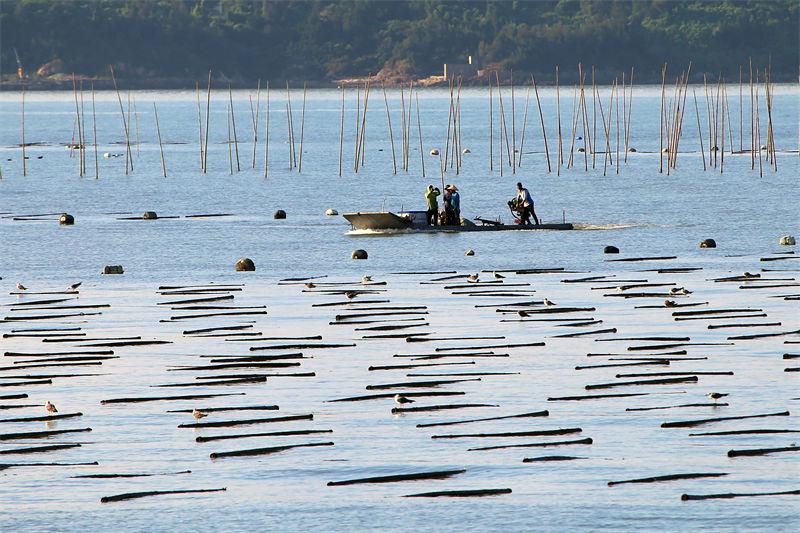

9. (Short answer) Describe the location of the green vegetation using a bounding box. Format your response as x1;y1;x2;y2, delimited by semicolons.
1;0;797;83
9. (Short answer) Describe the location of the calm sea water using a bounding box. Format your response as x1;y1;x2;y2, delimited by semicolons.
0;86;797;532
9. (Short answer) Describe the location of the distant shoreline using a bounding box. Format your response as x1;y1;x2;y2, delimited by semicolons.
3;70;797;92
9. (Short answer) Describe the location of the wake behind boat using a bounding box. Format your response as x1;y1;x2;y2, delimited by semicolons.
343;210;573;232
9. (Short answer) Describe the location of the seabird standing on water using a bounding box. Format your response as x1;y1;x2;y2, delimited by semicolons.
664;300;677;307
394;394;415;405
67;282;82;291
543;298;555;307
192;408;208;419
362;275;372;283
468;273;479;282
345;291;358;300
493;272;505;279
706;392;728;403
517;310;529;318
305;282;315;289
45;401;58;414
16;283;27;291
742;272;759;278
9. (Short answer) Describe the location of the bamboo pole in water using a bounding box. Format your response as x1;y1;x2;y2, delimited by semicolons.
511;70;516;173
530;73;550;173
286;82;296;169
399;85;406;171
92;82;98;179
227;105;232;175
264;81;270;179
72;74;82;176
133;96;140;158
381;81;397;175
153;103;166;178
517;86;530;168
596;83;612;177
749;59;754;169
739;66;743;152
339;84;344;177
444;76;454;169
455;77;463;173
416;92;425;178
21;80;27;177
407;83;415;172
497;76;504;177
253;79;260;168
754;71;763;178
358;77;370;170
354;84;361;172
764;67;776;170
196;82;204;171
724;82;734;155
495;72;512;167
720;81;725;174
555;66;562;174
566;82;578;169
693;90;707;171
615;79;620;174
659;64;666;174
488;73;493;171
204;70;212;173
592;66;597;168
299;82;307;173
285;103;292;170
80;82;87;175
625;67;634;161
579;71;590;171
229;85;240;172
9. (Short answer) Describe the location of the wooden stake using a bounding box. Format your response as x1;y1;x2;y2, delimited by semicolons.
204;69;212;173
531;73;550;173
252;79;260;168
91;82;98;179
227;105;232;175
264;80;269;179
72;74;82;176
517;87;531;167
416;92;425;177
511;70;516;173
659;64;666;174
21;80;26;176
299;82;306;173
381;81;396;174
556;66;562;172
132;96;140;158
693;90;707;171
196;82;204;170
228;85;240;172
153;103;166;178
488;73;493;171
339;83;344;177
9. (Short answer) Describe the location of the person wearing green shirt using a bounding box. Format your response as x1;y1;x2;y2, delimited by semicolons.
425;185;440;225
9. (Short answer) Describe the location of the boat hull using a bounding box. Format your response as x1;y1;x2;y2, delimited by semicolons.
343;212;573;232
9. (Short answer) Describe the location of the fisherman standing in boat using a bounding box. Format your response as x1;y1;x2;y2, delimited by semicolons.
449;185;460;224
425;185;441;225
443;185;454;225
515;182;540;225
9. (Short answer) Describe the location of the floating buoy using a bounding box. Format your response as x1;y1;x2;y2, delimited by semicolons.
235;258;255;271
700;238;717;248
274;210;286;219
102;265;124;275
661;148;669;153
142;211;158;220
351;249;368;260
577;148;585;153
429;149;440;156
325;208;338;216
59;213;74;226
464;249;475;256
462;148;471;154
603;245;619;254
780;235;796;246
628;147;637;152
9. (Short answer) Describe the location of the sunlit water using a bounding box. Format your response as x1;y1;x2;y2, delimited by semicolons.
0;87;797;531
